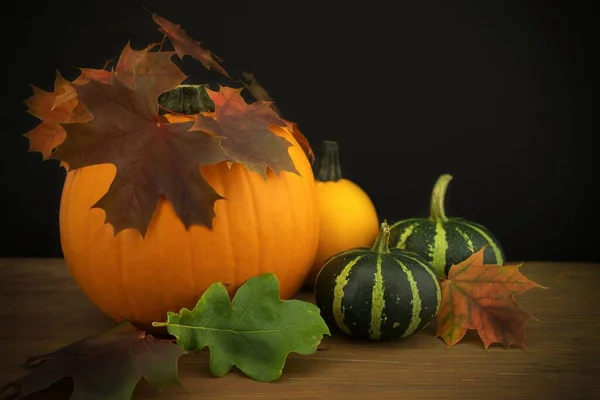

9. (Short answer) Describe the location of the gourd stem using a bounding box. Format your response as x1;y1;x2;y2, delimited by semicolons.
157;84;215;115
316;140;342;182
371;220;391;254
429;174;452;222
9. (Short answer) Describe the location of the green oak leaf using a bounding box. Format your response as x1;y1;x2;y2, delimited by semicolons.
1;321;186;400
152;273;330;382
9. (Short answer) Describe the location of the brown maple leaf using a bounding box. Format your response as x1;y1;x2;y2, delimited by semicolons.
52;70;229;237
435;247;547;349
114;41;187;94
23;71;92;159
53;41;185;112
150;12;230;78
191;86;299;178
0;322;186;400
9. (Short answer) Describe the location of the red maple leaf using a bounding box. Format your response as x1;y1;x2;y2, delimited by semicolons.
191;86;298;178
435;247;547;349
150;12;230;79
52;70;229;237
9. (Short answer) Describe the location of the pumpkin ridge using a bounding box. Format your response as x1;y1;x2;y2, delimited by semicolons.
221;166;238;292
395;258;422;338
399;252;441;310
278;161;301;286
369;253;385;339
395;222;419;249
89;171;120;319
431;221;449;277
453;225;476;253
155;209;172;323
332;255;363;335
186;209;199;303
113;212;131;322
68;171;95;316
243;163;261;290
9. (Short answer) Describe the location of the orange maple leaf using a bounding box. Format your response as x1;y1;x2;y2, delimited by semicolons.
23;71;92;159
435;247;547;349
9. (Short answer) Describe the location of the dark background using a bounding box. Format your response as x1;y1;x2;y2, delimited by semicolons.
1;0;594;262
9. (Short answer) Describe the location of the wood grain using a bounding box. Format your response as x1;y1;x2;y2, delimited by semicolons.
0;258;598;399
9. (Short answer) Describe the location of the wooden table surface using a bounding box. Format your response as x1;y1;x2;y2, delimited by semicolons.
0;258;598;399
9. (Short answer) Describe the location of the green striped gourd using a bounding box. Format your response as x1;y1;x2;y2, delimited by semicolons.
314;220;441;341
389;174;505;279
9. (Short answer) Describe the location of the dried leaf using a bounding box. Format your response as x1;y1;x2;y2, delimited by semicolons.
435;247;547;349
23;71;92;158
240;72;314;163
52;70;229;237
150;12;230;78
73;67;114;85
284;120;315;164
2;322;186;400
153;273;330;382
240;71;275;104
114;41;187;94
192;86;298;178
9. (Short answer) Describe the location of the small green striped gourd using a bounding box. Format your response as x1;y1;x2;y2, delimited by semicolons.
389;174;505;279
314;220;441;341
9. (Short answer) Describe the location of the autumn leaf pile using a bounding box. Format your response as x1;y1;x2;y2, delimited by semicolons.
23;11;313;237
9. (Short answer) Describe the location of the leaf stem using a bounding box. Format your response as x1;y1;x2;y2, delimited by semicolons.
429;174;453;222
316;140;342;182
370;220;391;254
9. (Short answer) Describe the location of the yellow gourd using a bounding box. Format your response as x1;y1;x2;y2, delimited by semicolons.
305;140;380;287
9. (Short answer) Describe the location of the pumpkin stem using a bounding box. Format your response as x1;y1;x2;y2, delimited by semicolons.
371;220;391;254
429;174;452;222
316;140;342;182
158;84;215;115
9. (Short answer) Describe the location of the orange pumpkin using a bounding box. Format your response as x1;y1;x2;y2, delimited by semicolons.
59;111;319;331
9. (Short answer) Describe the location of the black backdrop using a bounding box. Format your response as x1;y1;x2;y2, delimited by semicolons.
1;0;594;262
